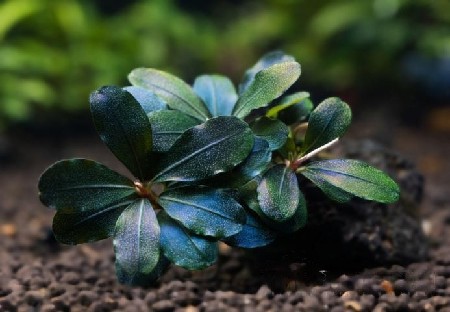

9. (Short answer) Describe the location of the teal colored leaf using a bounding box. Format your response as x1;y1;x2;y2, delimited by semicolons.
114;199;160;286
266;91;311;118
158;211;218;270
301;97;352;155
153;116;254;182
123;86;167;113
239;51;295;94
223;211;277;248
278;98;314;125
128;68;211;121
205;137;271;188
193;75;237;117
257;164;300;222
232;61;301;119
300;159;400;203
90;86;153;181
38;159;137;213
148;110;199;152
159;187;245;238
250;117;289;151
246;189;308;234
52;198;136;245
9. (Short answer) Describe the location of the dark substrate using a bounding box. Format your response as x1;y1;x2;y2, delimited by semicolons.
0;125;449;312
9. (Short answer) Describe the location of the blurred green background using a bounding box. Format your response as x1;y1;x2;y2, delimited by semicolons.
1;0;449;132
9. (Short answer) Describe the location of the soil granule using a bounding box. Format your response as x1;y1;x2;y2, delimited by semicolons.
1;125;449;312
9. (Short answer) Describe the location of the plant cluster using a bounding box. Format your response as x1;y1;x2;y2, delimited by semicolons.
38;51;400;286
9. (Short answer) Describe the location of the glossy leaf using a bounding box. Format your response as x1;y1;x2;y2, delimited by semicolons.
116;254;170;287
302;172;354;203
39;159;136;213
278;98;314;125
193;75;237;117
300;159;400;203
159;187;245;238
250;117;289;151
239;51;295;94
90;86;153;180
128;68;210;121
158;211;218;270
153;116;254;182
232;61;301;119
52;198;136;245
123;86;167;113
266;91;311;118
223;211;277;248
246;189;308;234
148;110;199;152
114;199;160;286
301;97;352;155
257;165;299;222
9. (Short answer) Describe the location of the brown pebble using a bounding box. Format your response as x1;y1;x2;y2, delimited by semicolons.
152;300;175;312
381;280;394;295
344;300;362;311
1;224;16;237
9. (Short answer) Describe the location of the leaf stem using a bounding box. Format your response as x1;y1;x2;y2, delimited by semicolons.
290;138;339;170
134;181;162;210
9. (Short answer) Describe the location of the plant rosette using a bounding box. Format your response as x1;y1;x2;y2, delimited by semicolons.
38;51;399;286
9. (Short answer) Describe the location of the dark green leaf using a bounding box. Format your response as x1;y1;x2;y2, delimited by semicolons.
246;189;308;234
114;199;160;286
239;51;295;94
302;173;354;203
153;116;254;182
300;159;400;203
278;98;314;125
52;198;136;245
257;165;299;222
232;61;301;119
205;138;271;188
123;86;167;113
158;211;218;270
193;75;237;117
250;117;289;151
266;91;311;119
159;187;245;238
39;159;137;212
90;86;153;180
223;211;277;248
301;97;351;155
128;68;210;121
148;110;199;152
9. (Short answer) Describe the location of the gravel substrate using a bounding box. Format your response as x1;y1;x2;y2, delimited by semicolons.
1;129;449;312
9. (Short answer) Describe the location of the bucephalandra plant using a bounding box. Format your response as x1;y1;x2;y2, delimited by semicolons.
38;51;400;286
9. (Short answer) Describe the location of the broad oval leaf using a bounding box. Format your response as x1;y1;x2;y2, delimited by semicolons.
128;68;211;121
148;110;199;152
246;189;308;234
205;137;271;188
114;199;160;286
257;164;300;222
193;75;238;117
159;187;245;238
123;86;167;114
232;61;301;119
158;211;218;270
153;116;254;182
301;97;352;155
39;159;136;212
90;86;153;180
300;159;400;203
52;198;136;245
223;211;277;248
266;91;311;118
239;51;295;94
250;117;289;151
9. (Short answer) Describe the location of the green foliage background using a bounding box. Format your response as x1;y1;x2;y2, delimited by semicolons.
1;0;449;130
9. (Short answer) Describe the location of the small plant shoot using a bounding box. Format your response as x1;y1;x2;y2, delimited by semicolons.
38;51;400;286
